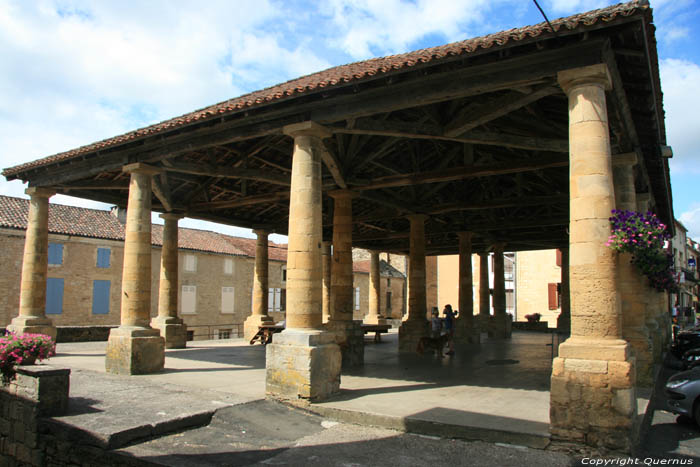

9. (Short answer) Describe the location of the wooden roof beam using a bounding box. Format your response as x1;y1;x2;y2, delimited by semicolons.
163;161;291;186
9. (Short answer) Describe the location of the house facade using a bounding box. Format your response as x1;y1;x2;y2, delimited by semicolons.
0;196;404;339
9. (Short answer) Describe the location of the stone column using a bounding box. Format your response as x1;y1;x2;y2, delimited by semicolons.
106;163;165;375
614;154;654;386
322;241;332;323
556;248;571;333
244;229;275;341
365;251;386;325
490;243;511;339
550;64;636;452
7;187;57;340
151;213;187;349
455;232;478;343
326;190;363;367
398;214;429;352
477;252;491;333
266;122;340;401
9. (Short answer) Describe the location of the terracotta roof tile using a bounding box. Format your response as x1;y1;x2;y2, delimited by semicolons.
0;195;283;259
2;1;645;177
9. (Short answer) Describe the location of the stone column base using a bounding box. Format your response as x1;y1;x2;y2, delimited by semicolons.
488;315;512;339
326;320;364;368
6;316;56;341
626;333;654;387
363;315;387;325
398;318;429;353
151;316;188;349
266;329;341;401
474;314;490;333
556;314;571;334
243;314;274;342
454;324;480;344
550;337;636;452
105;327;165;375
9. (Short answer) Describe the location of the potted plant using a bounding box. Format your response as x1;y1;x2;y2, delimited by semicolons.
607;210;678;293
525;313;541;323
0;332;56;383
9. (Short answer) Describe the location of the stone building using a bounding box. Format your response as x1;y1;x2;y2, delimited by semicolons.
0;195;404;338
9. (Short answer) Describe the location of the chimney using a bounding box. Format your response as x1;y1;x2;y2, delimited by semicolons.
110;206;127;224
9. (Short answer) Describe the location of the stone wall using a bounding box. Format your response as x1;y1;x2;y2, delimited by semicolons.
56;326;118;343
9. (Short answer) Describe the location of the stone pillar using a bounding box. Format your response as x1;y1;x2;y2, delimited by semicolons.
266;122;340;401
7;187;57;340
151;213;187;349
327;190;363;367
398;214;429;352
556;248;571;333
455;232;479;343
365;251;386;325
106;163;165;375
489;243;511;339
614;154;654;386
477;251;491;332
244;229;275;341
550;64;636;452
322;241;332;323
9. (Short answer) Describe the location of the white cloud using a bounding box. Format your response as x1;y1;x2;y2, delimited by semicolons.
545;0;610;15
324;0;501;60
680;204;700;241
659;58;700;175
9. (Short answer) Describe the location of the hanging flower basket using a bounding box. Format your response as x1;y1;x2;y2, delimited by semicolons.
606;209;678;293
0;332;56;383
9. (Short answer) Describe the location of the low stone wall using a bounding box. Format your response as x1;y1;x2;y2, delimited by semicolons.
512;321;550;332
0;364;150;466
56;326;118;343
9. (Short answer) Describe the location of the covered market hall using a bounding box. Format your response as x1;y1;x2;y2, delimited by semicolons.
2;0;673;452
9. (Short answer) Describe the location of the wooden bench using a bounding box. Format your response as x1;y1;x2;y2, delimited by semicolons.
361;324;391;343
249;324;284;345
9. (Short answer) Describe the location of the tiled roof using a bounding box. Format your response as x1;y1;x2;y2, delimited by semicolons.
353;259;405;278
2;1;645;178
0;195;287;259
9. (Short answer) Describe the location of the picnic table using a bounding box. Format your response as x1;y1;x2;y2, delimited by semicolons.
361;323;391;342
249;323;284;345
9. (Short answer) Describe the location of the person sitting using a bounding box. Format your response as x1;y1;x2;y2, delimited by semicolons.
443;304;457;356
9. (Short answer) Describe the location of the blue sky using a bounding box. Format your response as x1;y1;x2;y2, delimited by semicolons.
0;0;698;241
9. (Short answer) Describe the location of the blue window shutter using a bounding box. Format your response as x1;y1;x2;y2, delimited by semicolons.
96;248;111;268
92;280;110;314
48;243;63;265
45;278;64;314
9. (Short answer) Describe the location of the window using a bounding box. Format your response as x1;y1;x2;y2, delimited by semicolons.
268;288;282;313
282;266;287;284
96;247;111;268
181;285;197;314
224;258;234;275
184;254;197;272
45;278;64;314
386;291;392;312
48;243;63;265
92;280;110;314
186;330;194;341
354;287;360;311
221;287;235;314
218;329;232;339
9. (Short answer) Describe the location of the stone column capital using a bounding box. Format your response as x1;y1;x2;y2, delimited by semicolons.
457;231;474;241
406;214;429;223
25;187;55;198
159;212;184;221
612;152;638;168
253;228;270;237
491;242;506;252
557;63;612;95
328;189;358;200
123;162;162;175
283;121;332;139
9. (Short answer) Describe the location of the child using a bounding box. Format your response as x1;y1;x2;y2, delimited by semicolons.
431;308;442;339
